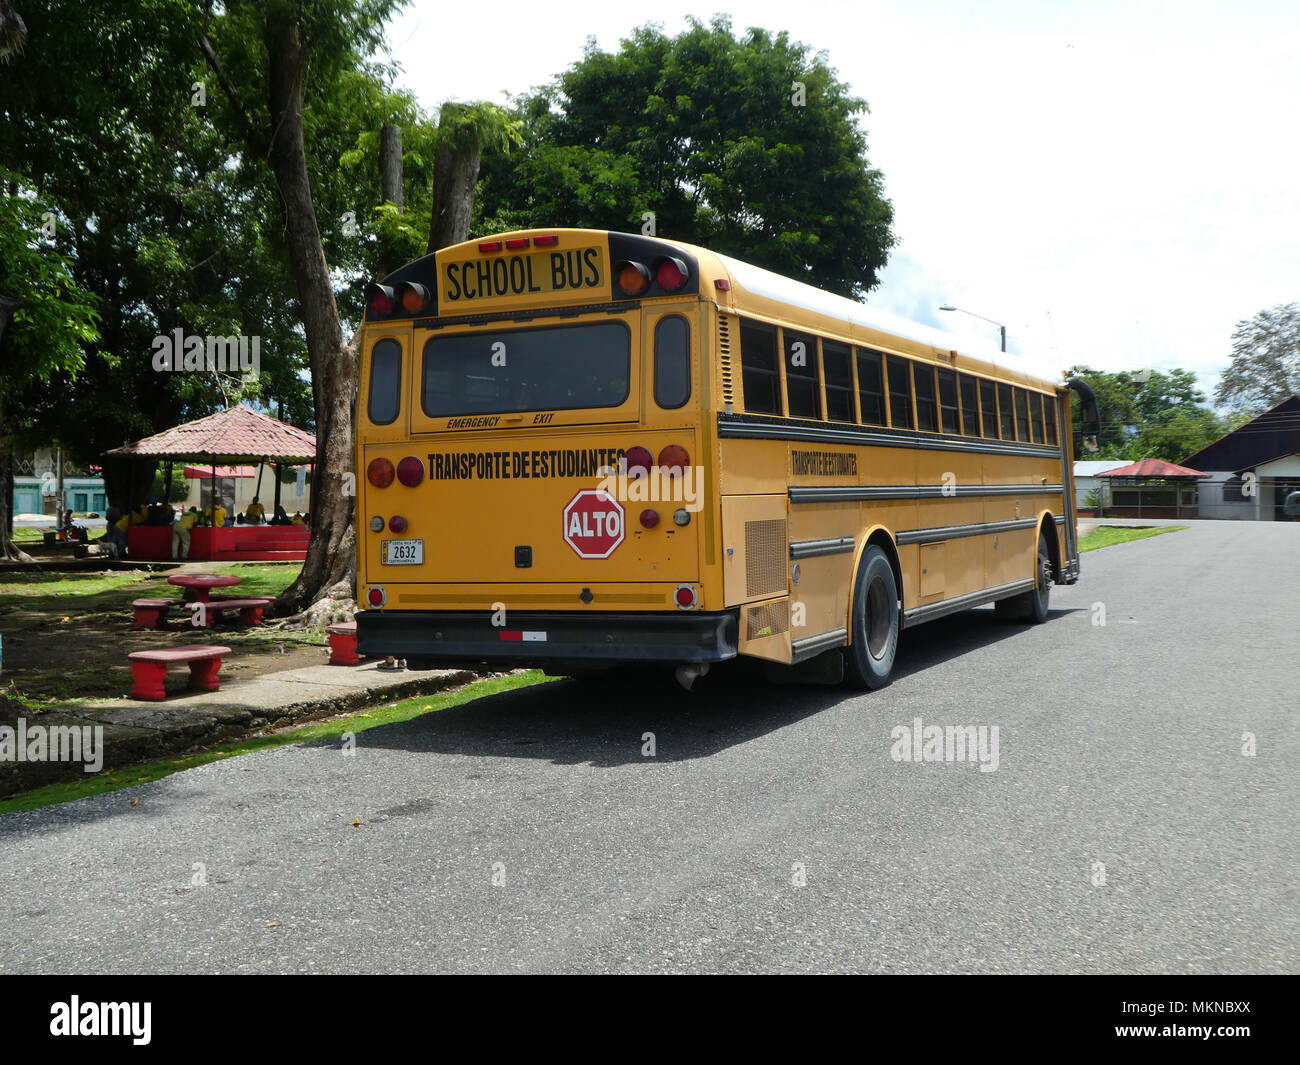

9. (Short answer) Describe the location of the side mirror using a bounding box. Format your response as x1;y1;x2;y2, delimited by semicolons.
1066;377;1101;453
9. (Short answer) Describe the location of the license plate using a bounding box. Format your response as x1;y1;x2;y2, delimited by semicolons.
381;539;423;565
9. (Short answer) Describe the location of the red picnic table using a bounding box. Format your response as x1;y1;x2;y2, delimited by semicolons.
167;572;242;603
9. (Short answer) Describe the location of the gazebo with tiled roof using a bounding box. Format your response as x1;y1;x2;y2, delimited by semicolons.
104;406;318;561
1097;458;1205;519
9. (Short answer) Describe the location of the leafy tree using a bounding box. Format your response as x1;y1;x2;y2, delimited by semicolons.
1067;366;1228;462
1215;302;1300;415
0;175;100;559
477;16;896;296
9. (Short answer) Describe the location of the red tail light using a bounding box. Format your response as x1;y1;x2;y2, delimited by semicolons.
657;444;690;475
367;457;395;488
388;515;408;533
640;509;659;529
674;584;698;609
624;446;653;477
396;456;425;487
399;282;430;314
367;586;386;607
366;284;395;317
615;261;650;296
655;256;689;292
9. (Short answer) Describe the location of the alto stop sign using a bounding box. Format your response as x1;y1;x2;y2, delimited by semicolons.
563;489;625;559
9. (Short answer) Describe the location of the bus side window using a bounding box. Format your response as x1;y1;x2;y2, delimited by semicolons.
885;356;914;430
822;339;854;423
979;379;997;438
654;315;691;409
367;338;402;425
1044;394;1059;446
998;383;1015;440
958;373;979;435
739;319;780;415
937;369;959;434
856;348;886;426
913;363;937;432
784;329;821;419
1030;391;1045;444
1014;388;1030;442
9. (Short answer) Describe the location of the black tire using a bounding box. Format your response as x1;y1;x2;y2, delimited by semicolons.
995;528;1052;624
843;544;900;690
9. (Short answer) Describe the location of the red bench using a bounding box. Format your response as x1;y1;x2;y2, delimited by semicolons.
188;597;272;628
127;645;233;701
132;598;176;630
327;621;359;665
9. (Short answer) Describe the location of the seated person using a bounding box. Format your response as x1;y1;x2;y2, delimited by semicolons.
244;495;265;523
270;504;289;525
109;504;147;556
291;511;306;525
203;501;228;528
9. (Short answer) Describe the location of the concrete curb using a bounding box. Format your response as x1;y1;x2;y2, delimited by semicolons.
0;665;479;799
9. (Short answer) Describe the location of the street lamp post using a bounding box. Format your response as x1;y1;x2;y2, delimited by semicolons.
939;304;1006;352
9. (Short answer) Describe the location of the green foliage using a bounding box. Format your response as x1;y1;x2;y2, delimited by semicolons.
1215;302;1300;415
476;15;896;296
0;173;100;385
1067;365;1228;462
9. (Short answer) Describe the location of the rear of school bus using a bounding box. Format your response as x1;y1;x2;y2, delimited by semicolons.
354;228;733;676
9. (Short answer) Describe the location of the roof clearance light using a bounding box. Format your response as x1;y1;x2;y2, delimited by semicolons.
624;446;654;478
657;444;690;475
367;457;395;488
654;256;689;292
400;282;430;314
478;240;503;253
366;283;396;317
396;456;425;487
533;234;559;247
615;260;651;297
714;278;731;291
504;237;530;250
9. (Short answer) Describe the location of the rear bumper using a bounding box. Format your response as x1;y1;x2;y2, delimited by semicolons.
355;610;739;665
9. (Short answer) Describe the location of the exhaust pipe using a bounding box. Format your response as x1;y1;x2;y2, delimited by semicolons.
674;662;710;691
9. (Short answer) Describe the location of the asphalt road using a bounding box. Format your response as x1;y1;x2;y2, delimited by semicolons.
2;520;1296;974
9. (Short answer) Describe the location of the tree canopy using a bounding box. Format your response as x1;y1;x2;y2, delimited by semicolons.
1215;302;1300;415
476;15;896;297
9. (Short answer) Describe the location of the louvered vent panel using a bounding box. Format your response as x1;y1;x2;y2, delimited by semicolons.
718;314;734;410
745;600;790;641
745;518;787;598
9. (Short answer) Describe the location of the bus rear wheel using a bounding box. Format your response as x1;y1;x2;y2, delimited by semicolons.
995;528;1052;623
843;544;900;690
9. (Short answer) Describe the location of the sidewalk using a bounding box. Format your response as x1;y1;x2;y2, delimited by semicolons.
0;659;477;798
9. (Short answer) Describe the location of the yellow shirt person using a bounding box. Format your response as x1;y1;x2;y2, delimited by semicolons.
245;498;265;520
204;503;227;528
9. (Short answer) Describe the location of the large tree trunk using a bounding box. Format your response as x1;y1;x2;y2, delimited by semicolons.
427;104;482;253
0;390;33;562
380;124;403;208
259;16;355;617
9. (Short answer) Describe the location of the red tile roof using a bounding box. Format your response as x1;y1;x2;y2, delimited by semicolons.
1098;458;1205;478
106;405;317;462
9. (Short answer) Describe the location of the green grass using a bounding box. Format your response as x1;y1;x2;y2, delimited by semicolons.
0;562;300;602
1079;525;1187;552
10;527;46;543
0;670;553;815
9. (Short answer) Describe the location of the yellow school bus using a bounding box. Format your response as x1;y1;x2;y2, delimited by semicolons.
354;228;1098;689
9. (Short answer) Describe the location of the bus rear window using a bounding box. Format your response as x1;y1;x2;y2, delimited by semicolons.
421;321;630;416
368;338;402;425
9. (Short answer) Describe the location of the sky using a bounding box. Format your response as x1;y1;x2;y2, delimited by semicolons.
382;0;1300;404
